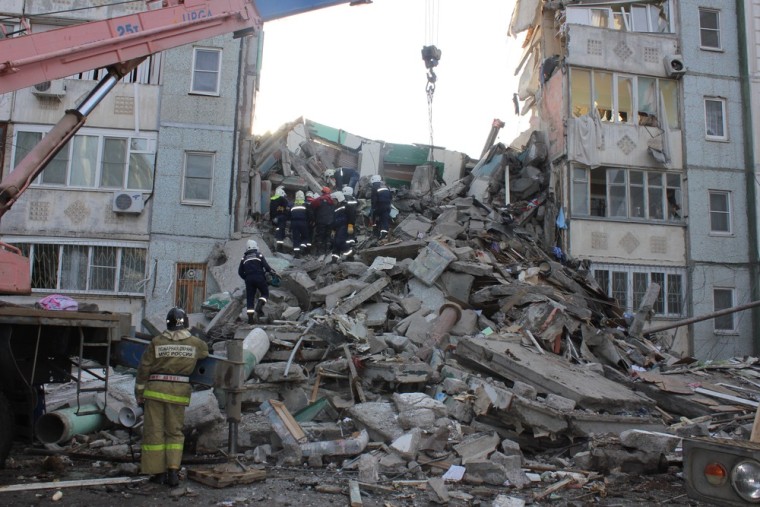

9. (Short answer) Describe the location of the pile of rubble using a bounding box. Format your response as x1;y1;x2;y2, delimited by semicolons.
34;130;760;505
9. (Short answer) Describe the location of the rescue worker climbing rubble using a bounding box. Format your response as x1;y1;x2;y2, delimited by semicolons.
269;186;291;252
238;240;275;324
134;307;209;487
326;167;359;194
370;174;392;239
331;191;348;262
290;190;310;257
343;185;358;256
311;186;335;255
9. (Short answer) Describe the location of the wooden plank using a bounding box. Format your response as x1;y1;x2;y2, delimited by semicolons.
188;468;266;488
349;480;363;507
269;399;308;443
0;476;144;492
694;387;759;407
343;344;367;403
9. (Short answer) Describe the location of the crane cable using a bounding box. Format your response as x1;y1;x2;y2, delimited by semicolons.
422;0;440;162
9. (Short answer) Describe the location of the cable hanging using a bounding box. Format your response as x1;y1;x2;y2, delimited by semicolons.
422;0;441;162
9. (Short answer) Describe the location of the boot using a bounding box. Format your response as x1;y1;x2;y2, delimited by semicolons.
254;299;265;316
167;468;179;487
247;312;255;325
149;473;167;485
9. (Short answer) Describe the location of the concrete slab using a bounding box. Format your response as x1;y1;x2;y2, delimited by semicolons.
361;302;389;327
457;337;656;412
311;279;368;303
359;240;425;265
440;272;474;305
347;402;405;442
409;240;457;286
408;278;445;312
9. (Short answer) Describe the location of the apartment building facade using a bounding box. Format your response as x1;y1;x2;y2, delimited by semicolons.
0;1;260;328
510;0;755;359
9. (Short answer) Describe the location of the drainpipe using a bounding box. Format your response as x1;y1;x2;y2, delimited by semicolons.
736;0;760;355
35;404;109;444
416;302;462;362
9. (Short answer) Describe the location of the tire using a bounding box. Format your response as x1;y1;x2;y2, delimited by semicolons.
0;392;13;469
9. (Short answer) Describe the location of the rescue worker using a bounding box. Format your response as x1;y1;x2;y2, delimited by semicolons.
238;240;275;324
269;186;291;252
343;185;359;257
135;307;209;487
370;174;392;239
304;191;318;253
326;167;360;194
311;186;335;255
290;190;309;257
331;191;348;263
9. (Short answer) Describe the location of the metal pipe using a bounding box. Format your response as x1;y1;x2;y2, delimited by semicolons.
417;302;462;362
299;429;369;457
35;404;108;444
645;299;760;335
226;336;243;454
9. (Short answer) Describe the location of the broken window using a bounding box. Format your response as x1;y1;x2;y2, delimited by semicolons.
565;2;672;33
699;8;721;50
572;166;683;223
713;288;735;332
12;243;146;294
13;128;155;190
595;264;684;316
176;263;206;313
569;68;678;127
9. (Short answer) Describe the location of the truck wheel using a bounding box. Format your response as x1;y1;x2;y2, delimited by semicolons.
0;392;12;469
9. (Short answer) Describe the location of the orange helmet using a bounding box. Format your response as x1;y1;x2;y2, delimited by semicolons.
321;186;331;194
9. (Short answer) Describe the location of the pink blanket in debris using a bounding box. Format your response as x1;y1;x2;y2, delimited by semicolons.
37;294;78;311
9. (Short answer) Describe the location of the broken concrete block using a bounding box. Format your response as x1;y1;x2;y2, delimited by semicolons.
464;460;507;486
619;429;680;454
361;302;389;327
490;452;530;489
403;312;437;345
544;393;576;412
359;240;425;265
450;309;479;336
362;359;432;384
408;278;446;312
427;477;450;504
253;362;307;383
390;428;422;459
431;221;466;239
444;396;473;424
473;384;515;416
396;214;433;238
252;444;272;464
358;453;380;483
441;377;468;395
281;306;301;321
340;261;370;277
453;432;500;464
385;334;412;352
440;271;475;304
576;447;667;474
500;439;524;461
311;279;368;303
400;296;422;315
379;451;408;473
492;495;526;507
334;277;390;315
393;393;448;417
511;381;537;400
347;402;404;442
409;240;457;286
449;261;494;277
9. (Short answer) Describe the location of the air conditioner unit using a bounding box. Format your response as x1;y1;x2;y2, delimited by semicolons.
112;192;144;214
32;79;66;98
664;54;686;78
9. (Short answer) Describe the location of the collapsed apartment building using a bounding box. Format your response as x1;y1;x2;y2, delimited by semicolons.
18;105;760;504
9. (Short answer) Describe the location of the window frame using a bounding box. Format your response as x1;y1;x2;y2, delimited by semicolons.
708;190;732;235
594;264;686;317
190;47;222;96
11;240;147;296
572;166;683;223
11;126;156;191
698;8;721;51
704;97;727;141
181;151;215;205
713;287;735;333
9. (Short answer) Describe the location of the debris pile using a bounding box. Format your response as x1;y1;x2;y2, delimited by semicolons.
20;125;760;504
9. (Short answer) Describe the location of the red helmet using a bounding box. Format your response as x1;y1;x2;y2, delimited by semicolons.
321;186;331;194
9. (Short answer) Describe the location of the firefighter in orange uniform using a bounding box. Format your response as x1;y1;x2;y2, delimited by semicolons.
135;307;209;487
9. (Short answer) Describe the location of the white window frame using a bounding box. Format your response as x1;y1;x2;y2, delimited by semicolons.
182;151;215;205
708;190;732;235
704;97;727;141
713;287;736;333
11;126;156;191
593;264;685;317
8;239;147;296
190;47;222;96
698;8;721;51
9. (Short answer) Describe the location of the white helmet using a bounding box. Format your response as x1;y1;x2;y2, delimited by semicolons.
324;169;335;178
342;186;353;196
306;191;317;199
332;191;345;203
295;190;305;202
371;174;382;184
247;239;258;250
275;186;286;198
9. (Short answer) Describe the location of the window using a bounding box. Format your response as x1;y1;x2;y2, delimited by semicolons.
191;48;222;95
699;8;721;50
16;243;146;295
12;127;155;190
565;3;672;33
573;166;682;222
176;263;206;314
704;98;727;140
594;264;685;316
183;152;214;204
713;288;734;332
708;191;731;234
570;68;679;128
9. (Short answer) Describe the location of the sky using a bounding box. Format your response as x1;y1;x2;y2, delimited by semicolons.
252;0;528;158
